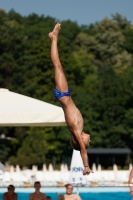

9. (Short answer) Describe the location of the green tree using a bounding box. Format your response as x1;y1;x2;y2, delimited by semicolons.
9;127;49;167
0;144;10;163
111;13;131;30
123;28;133;55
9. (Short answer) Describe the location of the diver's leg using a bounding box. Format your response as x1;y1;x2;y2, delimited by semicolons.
48;23;68;92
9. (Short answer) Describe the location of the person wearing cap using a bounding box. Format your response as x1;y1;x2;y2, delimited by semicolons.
3;185;18;200
58;183;81;200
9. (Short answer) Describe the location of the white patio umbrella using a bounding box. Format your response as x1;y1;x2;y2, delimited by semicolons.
129;163;133;171
0;88;66;127
13;165;21;182
36;171;44;182
10;165;15;180
53;171;61;183
43;164;47;173
47;164;54;182
60;164;65;182
98;164;102;172
32;165;38;176
64;164;68;172
31;165;38;183
2;172;11;182
63;164;69;183
0;162;4;175
69;150;86;194
113;164;118;179
16;165;21;173
21;169;32;182
60;163;65;172
60;164;69;183
48;163;53;172
92;163;97;172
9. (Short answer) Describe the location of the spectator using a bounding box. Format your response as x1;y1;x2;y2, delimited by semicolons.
3;185;18;200
58;183;81;200
29;181;46;200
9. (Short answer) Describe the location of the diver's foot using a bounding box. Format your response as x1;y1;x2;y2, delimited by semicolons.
48;22;61;39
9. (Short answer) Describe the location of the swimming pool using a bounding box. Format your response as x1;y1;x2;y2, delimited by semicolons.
0;187;132;200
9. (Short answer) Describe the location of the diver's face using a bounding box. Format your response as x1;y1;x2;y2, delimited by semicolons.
82;133;90;147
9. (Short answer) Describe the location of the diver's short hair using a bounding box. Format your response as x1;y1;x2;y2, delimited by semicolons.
70;137;80;151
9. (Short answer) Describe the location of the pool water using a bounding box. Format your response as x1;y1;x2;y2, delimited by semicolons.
0;187;132;200
0;191;131;200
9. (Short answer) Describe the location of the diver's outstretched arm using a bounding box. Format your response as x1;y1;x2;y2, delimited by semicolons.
74;130;93;175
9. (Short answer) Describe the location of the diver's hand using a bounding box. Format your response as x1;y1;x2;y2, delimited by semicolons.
83;166;93;175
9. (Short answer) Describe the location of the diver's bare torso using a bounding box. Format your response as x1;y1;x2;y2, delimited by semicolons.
59;96;84;134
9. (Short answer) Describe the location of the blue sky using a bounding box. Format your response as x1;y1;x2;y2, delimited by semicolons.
0;0;133;25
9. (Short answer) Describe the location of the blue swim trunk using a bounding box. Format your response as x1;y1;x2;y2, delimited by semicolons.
54;87;71;100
